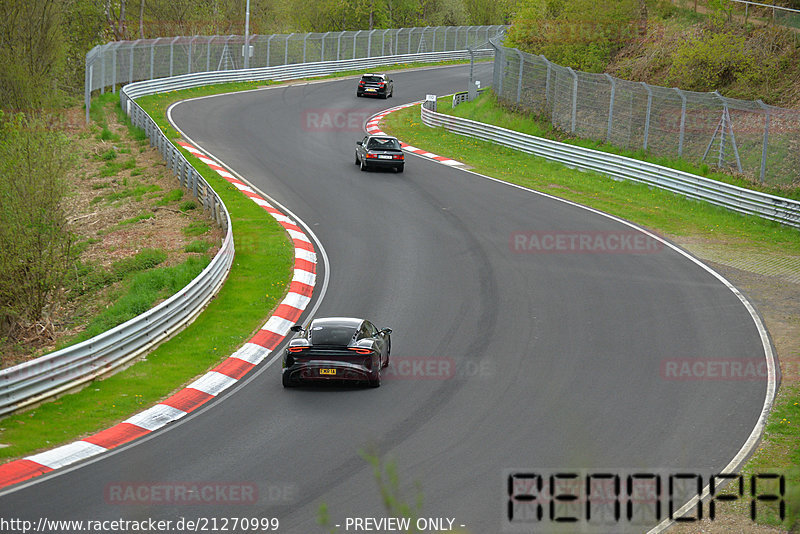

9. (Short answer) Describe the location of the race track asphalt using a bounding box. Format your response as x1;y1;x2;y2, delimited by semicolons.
0;64;772;534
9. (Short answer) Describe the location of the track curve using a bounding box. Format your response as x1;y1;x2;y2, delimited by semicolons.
0;64;773;533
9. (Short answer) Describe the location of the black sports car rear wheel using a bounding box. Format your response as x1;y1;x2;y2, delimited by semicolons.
369;368;381;388
282;373;294;388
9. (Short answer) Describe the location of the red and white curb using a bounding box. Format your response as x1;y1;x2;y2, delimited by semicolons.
0;142;316;490
366;102;465;168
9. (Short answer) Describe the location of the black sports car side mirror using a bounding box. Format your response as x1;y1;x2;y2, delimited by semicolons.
356;141;363;146
380;328;392;335
290;325;304;333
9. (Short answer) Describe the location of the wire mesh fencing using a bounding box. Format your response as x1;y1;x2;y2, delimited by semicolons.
85;26;505;93
491;41;800;186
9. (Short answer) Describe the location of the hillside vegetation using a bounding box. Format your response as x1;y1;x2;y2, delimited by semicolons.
505;0;800;108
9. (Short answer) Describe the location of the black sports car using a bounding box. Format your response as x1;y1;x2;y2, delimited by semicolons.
282;317;392;388
356;73;393;98
355;135;405;173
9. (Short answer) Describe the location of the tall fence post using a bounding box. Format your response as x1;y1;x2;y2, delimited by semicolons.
757;100;770;184
642;82;653;151
515;49;524;104
267;34;274;66
605;74;616;143
568;67;578;134
111;42;118;92
150;39;156;80
169;36;178;77
541;55;551;108
674;87;686;157
285;33;293;64
129;40;137;85
303;33;309;63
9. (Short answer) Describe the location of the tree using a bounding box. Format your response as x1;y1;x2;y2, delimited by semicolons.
0;0;65;109
0;113;75;343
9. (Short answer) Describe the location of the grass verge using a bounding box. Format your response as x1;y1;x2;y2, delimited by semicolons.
381;97;800;530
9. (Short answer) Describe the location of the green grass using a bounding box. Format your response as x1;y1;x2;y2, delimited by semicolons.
156;188;183;205
0;94;294;460
64;256;210;347
91;183;161;204
182;221;210;236
184;239;213;253
117;212;154;226
179;200;197;211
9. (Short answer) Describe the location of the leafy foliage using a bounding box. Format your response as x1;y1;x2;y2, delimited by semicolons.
505;0;640;72
668;31;756;91
0;113;75;337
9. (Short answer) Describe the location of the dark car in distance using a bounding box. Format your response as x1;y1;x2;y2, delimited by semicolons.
282;317;392;388
355;135;405;173
356;73;393;98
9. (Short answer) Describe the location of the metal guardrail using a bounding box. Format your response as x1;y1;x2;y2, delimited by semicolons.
0;105;235;419
422;97;800;229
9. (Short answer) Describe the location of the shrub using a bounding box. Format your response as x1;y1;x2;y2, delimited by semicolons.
0;113;75;340
668;31;756;91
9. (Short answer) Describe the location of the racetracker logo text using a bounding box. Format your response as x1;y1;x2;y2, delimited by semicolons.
660;358;772;381
511;231;663;254
302;109;372;132
104;482;262;505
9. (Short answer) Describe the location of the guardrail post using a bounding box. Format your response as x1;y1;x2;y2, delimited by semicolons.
642;82;653;151
568;67;578;134
674;87;686;157
605;73;616;143
757;100;770;184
